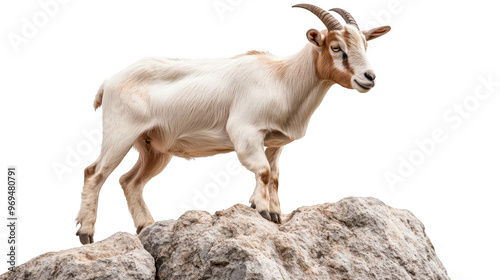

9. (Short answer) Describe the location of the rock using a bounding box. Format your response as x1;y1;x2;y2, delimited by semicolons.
139;197;450;280
0;232;155;280
1;197;450;280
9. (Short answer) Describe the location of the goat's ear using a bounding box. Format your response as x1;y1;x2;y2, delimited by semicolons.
306;29;324;46
363;26;391;41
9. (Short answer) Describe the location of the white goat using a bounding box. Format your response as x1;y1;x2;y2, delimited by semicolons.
76;4;391;244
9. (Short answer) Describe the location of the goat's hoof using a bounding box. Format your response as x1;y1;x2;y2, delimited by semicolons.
77;233;94;245
251;203;256;209
259;210;272;221
270;213;282;224
136;226;144;234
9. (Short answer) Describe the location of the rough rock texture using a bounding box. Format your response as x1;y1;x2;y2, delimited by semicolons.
0;232;155;280
1;197;450;280
139;197;450;280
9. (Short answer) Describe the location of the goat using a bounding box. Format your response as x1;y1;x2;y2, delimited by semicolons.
76;4;391;244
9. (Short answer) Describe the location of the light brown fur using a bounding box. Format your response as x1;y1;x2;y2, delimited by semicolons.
119;140;171;232
314;31;354;88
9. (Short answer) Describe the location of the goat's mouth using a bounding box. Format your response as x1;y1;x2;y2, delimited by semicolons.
353;79;374;93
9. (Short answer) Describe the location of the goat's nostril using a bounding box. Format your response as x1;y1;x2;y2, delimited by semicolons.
364;71;376;81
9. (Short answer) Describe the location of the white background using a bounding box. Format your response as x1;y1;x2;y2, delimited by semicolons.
1;0;499;278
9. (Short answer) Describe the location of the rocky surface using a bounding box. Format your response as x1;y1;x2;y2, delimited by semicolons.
1;197;450;280
139;197;450;280
0;232;155;280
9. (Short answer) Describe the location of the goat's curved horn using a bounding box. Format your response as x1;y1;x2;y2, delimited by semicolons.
329;8;359;30
293;4;343;31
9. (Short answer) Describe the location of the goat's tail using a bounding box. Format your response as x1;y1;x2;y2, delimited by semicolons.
93;81;105;110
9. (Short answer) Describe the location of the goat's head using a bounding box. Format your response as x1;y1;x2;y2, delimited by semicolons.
294;4;391;93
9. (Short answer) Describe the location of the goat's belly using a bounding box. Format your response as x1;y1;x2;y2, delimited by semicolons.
147;128;293;158
169;142;235;158
148;130;235;159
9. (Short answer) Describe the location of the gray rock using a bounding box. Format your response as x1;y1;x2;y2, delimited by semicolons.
1;198;450;280
139;197;450;280
0;232;155;280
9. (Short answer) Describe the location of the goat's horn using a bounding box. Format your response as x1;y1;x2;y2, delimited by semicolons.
293;4;343;31
329;8;359;30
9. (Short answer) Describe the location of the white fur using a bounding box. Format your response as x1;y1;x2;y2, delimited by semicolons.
75;43;336;240
75;24;384;241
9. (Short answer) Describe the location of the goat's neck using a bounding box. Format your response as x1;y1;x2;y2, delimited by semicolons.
277;44;334;135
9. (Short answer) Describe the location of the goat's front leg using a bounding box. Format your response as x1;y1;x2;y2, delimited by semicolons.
229;126;272;221
265;146;283;223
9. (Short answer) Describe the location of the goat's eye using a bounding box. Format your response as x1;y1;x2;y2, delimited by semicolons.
331;47;340;52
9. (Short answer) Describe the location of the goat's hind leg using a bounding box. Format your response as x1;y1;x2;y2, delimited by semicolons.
75;129;139;245
120;140;171;234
